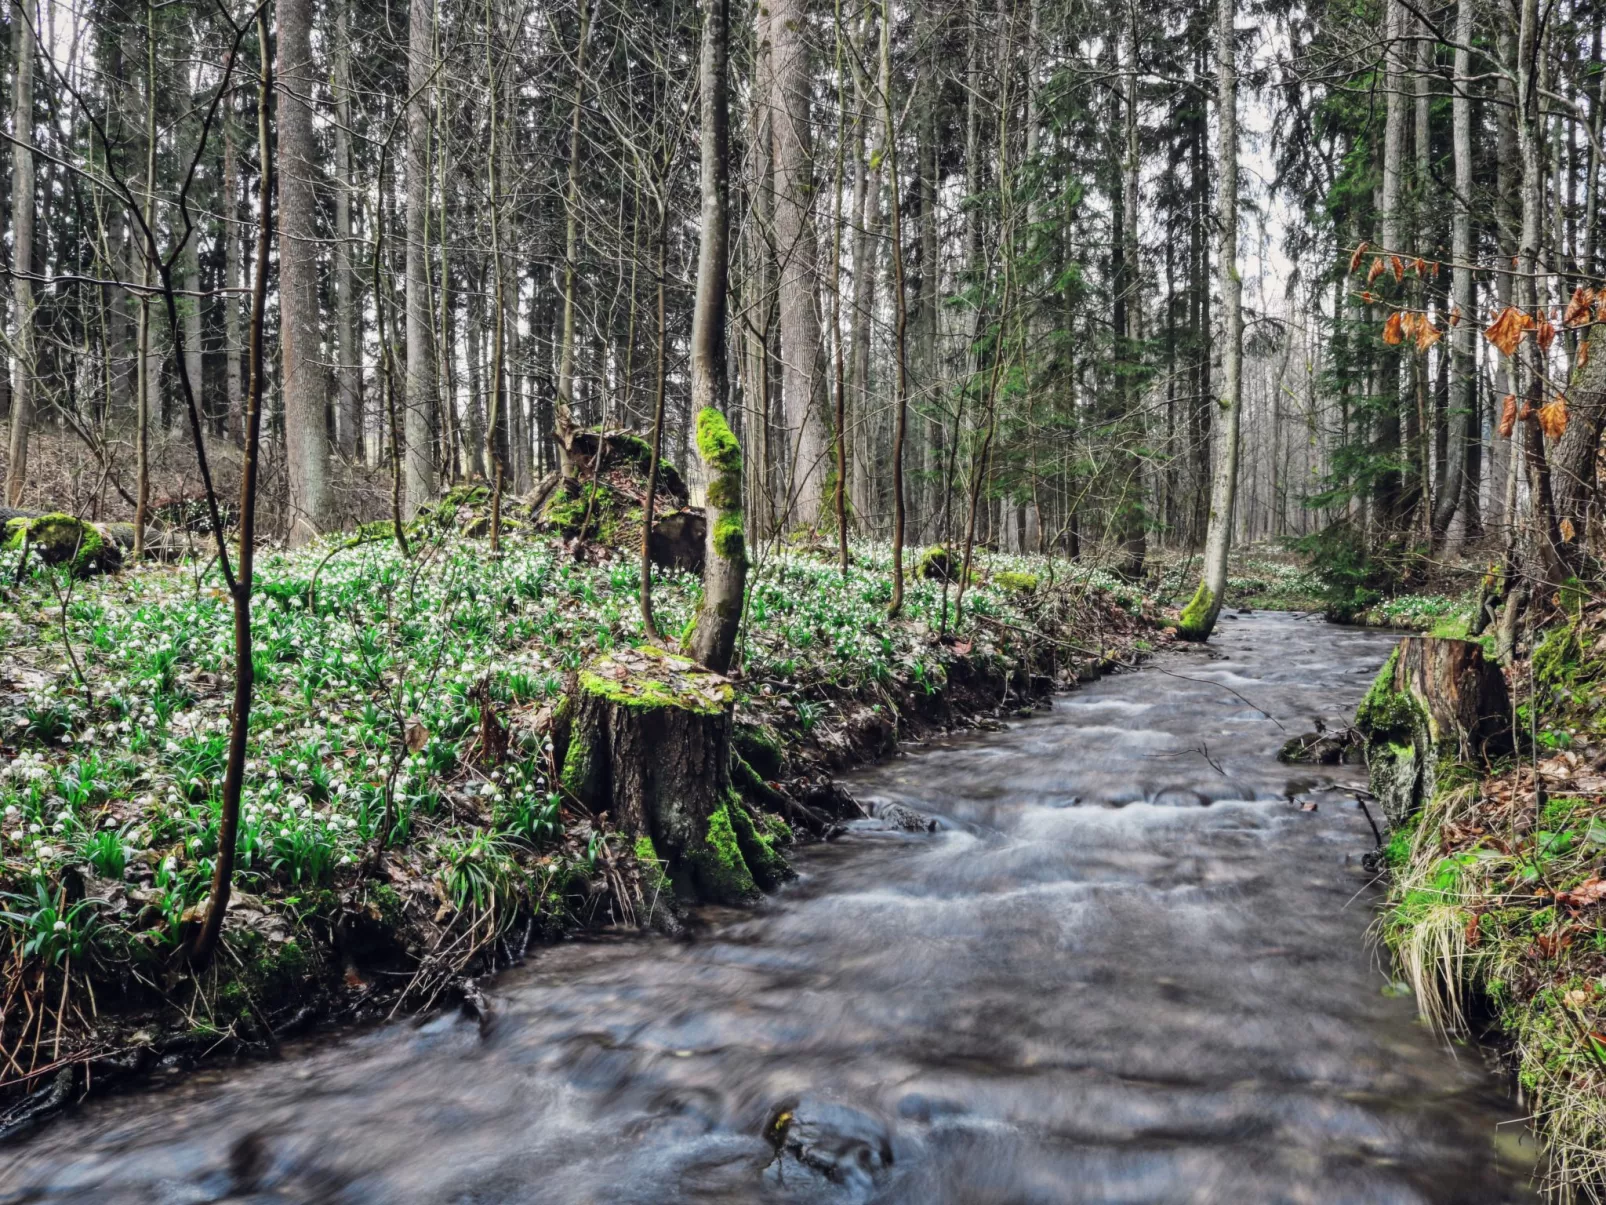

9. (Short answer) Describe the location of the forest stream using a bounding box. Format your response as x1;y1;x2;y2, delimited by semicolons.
0;614;1539;1203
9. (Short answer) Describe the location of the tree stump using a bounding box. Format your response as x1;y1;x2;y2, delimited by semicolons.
558;644;788;905
1355;637;1511;824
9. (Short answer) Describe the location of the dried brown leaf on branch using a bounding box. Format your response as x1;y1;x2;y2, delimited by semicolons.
1412;257;1427;277
1367;256;1386;285
1538;396;1570;440
1581;340;1591;368
1348;242;1369;274
1560;518;1577;542
1415;316;1442;351
1564;286;1596;327
1358;290;1379;305
1390;254;1405;282
1498;394;1518;438
1382;311;1405;345
1536;318;1557;352
1484;306;1533;356
1448;304;1462;328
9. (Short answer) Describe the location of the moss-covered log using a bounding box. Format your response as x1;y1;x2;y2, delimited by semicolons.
1355;637;1511;824
2;512;124;577
558;644;788;904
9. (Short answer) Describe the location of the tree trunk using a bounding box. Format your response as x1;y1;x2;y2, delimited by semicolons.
688;0;745;675
1356;637;1512;825
279;0;332;542
334;0;361;461
6;0;35;507
1176;0;1240;642
1556;319;1606;552
880;0;911;617
222;110;245;444
1435;0;1476;551
403;0;437;513
1374;0;1406;527
770;0;826;529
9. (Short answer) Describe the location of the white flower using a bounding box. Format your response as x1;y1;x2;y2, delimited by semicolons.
37;845;54;860
52;920;66;932
162;856;177;872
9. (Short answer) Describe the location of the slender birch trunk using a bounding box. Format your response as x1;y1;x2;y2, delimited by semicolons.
1177;0;1241;641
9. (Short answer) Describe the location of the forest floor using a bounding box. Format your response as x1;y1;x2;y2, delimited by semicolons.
1373;581;1606;1197
0;504;1165;1131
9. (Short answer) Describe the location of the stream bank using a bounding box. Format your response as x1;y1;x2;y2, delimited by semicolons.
0;612;1534;1203
0;527;1161;1133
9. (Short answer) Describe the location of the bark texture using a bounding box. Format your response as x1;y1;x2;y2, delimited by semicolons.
278;0;332;542
559;646;786;904
1356;637;1512;824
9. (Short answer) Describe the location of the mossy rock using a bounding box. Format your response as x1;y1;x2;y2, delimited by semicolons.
991;571;1039;593
3;513;121;577
915;546;962;583
563;645;786;905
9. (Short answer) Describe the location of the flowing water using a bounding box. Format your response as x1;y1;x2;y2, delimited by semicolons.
0;613;1537;1204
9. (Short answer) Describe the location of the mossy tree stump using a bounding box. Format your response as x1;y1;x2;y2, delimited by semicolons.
1355;637;1511;824
558;644;787;904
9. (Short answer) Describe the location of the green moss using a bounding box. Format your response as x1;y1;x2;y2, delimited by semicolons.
1355;647;1420;735
560;728;597;801
992;571;1039;593
712;510;745;563
762;812;793;846
915;546;961;583
366;882;407;926
726;792;791;890
733;722;785;779
5;513;114;577
542;482;614;538
1175;581;1215;641
633;835;671;894
688;798;760;904
577;647;734;715
706;472;740;511
1533;624;1585;691
696;408;742;476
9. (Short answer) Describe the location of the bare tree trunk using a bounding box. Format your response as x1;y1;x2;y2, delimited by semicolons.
1513;0;1567;587
1177;0;1241;641
133;3;157;557
880;0;910;617
188;9;273;966
222;107;245;444
6;0;35;506
770;0;826;528
1114;4;1146;579
1435;0;1475;549
1375;0;1406;528
847;5;882;530
556;0;593;455
403;0;437;513
280;0;331;542
742;0;775;536
688;0;746;674
334;0;361;461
